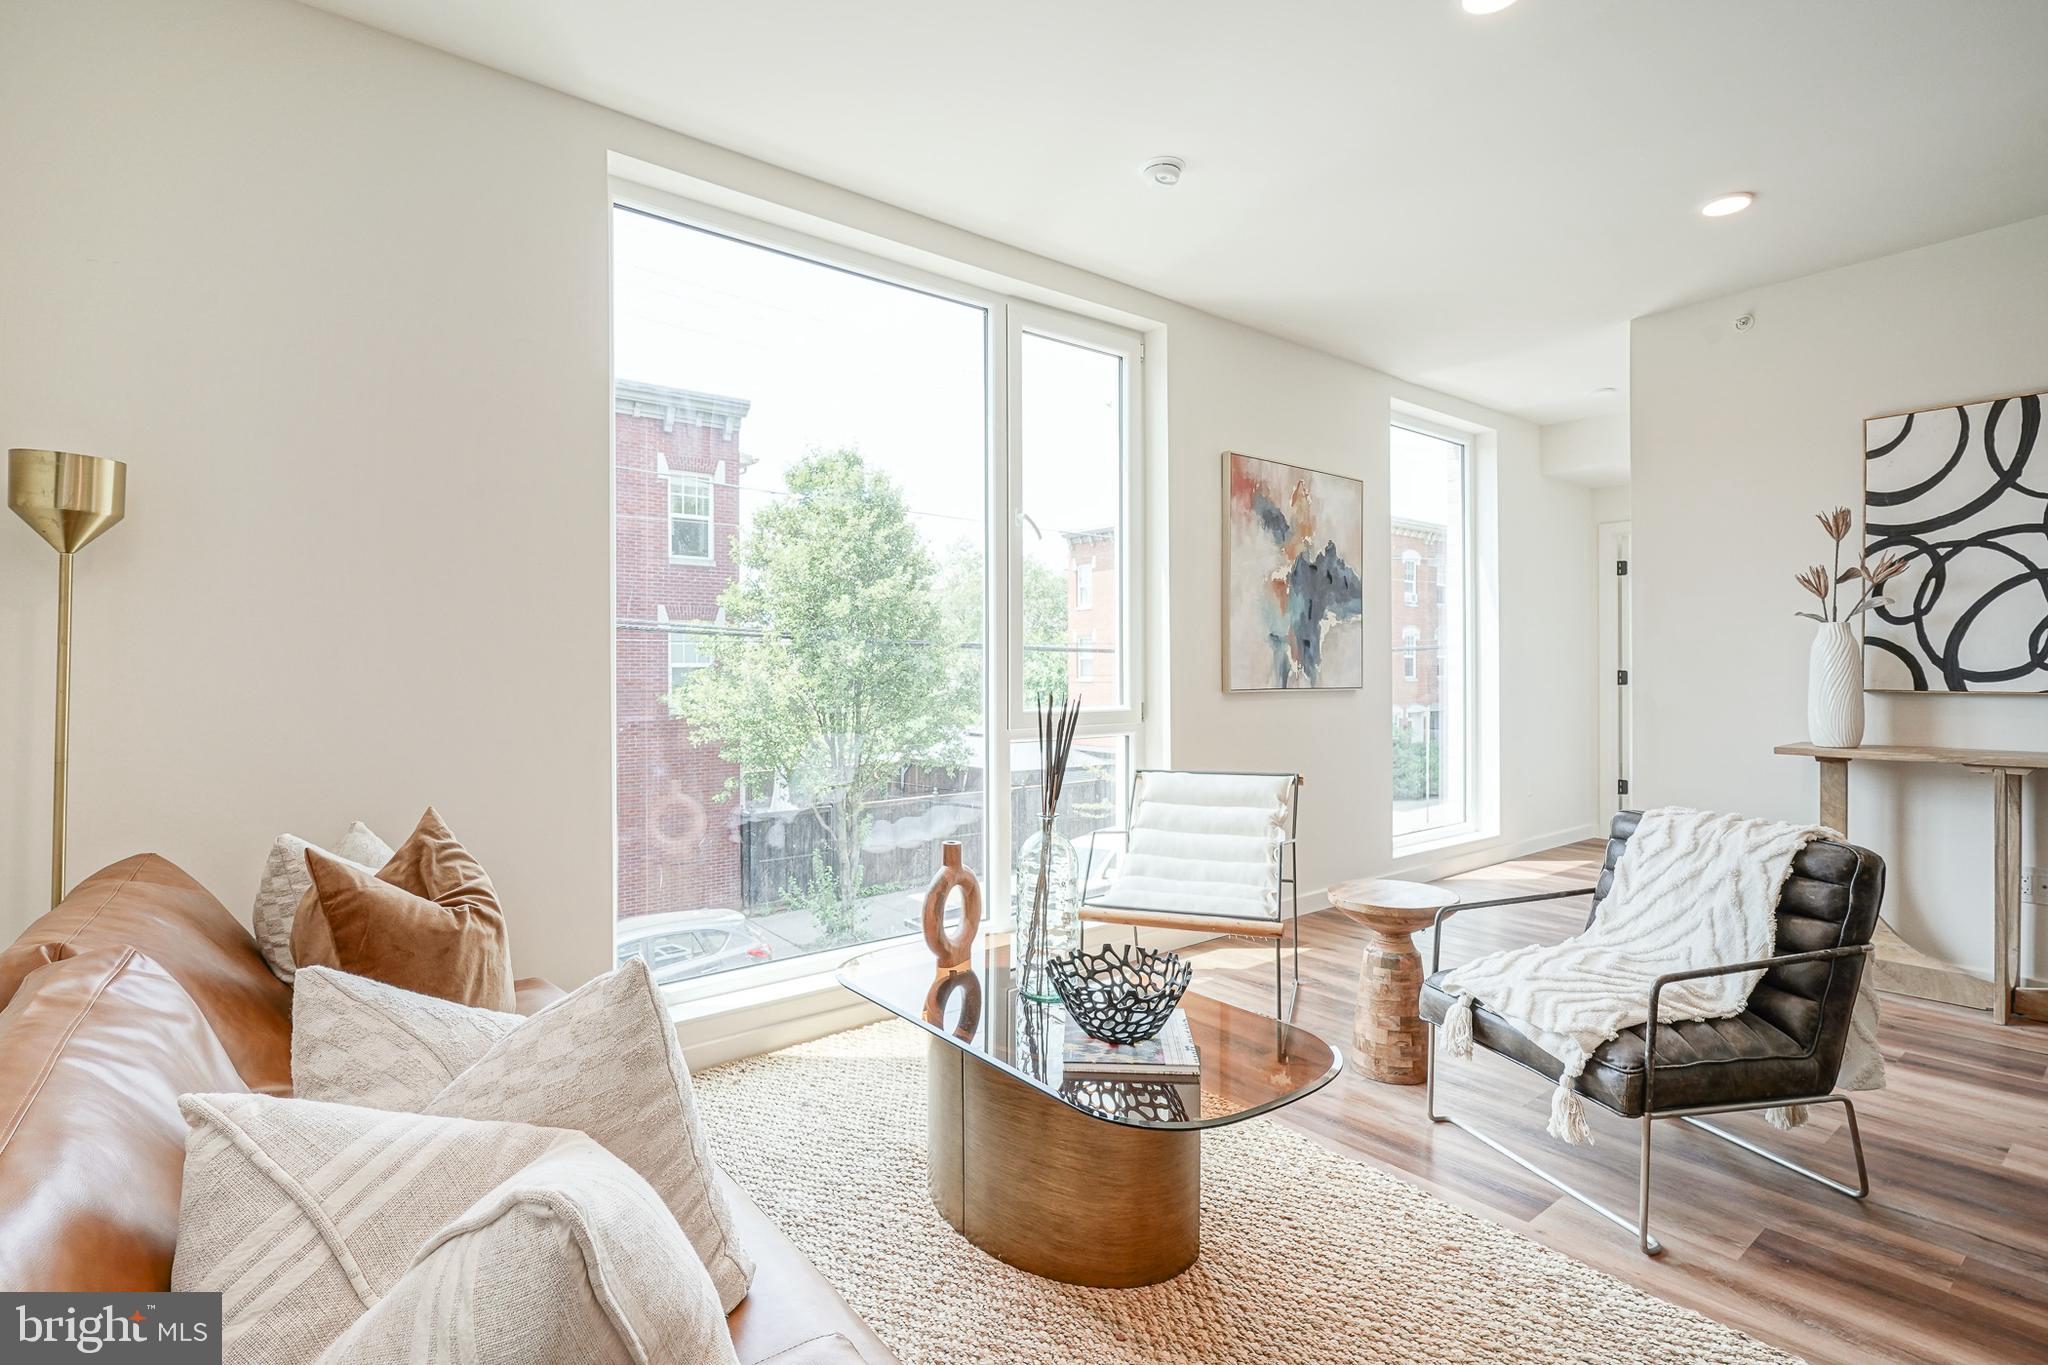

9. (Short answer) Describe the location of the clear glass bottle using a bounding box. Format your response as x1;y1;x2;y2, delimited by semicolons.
1013;824;1079;1003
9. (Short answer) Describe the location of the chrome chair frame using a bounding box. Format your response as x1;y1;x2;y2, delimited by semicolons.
1422;889;1874;1256
1077;769;1303;1021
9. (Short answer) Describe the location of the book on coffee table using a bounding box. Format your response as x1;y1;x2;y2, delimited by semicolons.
1055;1009;1200;1083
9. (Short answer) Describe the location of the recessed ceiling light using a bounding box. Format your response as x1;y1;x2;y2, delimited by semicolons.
1701;191;1755;218
1142;157;1185;187
1462;0;1520;13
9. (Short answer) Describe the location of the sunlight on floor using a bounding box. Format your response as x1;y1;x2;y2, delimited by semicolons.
1190;943;1286;972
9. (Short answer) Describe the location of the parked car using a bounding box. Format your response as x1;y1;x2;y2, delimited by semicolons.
615;908;773;985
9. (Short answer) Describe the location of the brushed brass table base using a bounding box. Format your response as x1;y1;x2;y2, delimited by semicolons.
926;1037;1200;1287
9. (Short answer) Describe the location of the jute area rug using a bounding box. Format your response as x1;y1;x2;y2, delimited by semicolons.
694;1021;1793;1365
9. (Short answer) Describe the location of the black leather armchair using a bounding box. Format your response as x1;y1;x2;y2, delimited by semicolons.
1418;810;1883;1255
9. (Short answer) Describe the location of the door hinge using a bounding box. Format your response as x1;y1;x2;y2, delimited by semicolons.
1617;778;1630;797
1617;669;1629;685
1616;559;1629;576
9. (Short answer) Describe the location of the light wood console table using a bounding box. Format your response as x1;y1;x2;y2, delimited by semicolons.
1776;742;2043;1026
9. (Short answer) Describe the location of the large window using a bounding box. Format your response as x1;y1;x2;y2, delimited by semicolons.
1390;420;1471;841
612;197;1141;997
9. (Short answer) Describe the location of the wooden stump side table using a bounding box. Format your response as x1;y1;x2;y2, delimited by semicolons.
1329;878;1460;1085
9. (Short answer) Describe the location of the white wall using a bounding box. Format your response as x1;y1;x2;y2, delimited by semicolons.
0;0;1599;991
1540;414;1631;487
1165;332;1599;900
1632;214;2048;979
1591;484;1632;525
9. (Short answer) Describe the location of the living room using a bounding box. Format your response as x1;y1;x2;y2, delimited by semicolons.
2;1;2042;1362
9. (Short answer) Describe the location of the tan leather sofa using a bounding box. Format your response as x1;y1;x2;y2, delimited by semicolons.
0;853;897;1365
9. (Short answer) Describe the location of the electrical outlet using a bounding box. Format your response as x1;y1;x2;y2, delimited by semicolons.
2025;867;2048;905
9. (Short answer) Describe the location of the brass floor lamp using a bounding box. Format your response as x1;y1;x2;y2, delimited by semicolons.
9;448;126;908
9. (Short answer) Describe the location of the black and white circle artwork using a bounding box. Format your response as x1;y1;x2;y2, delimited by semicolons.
1864;390;2046;693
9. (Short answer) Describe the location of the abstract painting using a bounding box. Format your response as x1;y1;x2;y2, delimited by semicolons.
1223;452;1365;690
1864;388;2047;692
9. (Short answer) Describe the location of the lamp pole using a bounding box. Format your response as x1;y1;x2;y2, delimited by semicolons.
9;449;126;908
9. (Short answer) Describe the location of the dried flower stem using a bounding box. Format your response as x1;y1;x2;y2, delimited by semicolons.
1794;506;1908;624
1023;694;1085;998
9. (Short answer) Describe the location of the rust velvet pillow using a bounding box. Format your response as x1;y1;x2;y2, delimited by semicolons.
289;807;516;1011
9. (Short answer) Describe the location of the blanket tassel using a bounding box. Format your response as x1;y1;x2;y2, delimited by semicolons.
1443;994;1475;1059
1548;1076;1594;1146
1763;1104;1810;1131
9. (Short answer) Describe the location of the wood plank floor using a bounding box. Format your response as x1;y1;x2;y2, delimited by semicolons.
1181;839;2048;1365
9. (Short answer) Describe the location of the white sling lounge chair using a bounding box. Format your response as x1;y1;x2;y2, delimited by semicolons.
1078;769;1303;1020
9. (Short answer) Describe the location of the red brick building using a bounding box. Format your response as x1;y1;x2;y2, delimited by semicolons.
614;379;751;921
1391;516;1447;738
1062;528;1118;705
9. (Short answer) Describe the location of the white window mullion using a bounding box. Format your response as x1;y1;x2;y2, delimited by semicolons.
986;300;1016;931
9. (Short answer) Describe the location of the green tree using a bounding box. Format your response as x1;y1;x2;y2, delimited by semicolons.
933;539;1072;706
676;449;973;942
1391;723;1442;803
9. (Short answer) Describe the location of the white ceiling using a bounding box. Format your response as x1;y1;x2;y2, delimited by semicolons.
297;0;2048;425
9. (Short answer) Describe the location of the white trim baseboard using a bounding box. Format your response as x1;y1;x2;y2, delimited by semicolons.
1382;821;1604;886
678;987;887;1072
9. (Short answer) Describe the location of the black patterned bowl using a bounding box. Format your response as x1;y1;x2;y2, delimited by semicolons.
1047;943;1192;1044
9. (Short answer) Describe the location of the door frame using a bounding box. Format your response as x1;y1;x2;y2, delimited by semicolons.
1597;520;1633;827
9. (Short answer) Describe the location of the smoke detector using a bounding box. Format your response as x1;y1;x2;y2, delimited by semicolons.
1142;157;1185;187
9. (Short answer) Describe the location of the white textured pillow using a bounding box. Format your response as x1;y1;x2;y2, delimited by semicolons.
252;823;393;983
313;1145;738;1365
172;1093;583;1365
292;966;525;1110
423;958;756;1312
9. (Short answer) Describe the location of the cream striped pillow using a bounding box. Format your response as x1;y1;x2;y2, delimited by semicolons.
289;960;755;1312
171;1094;736;1365
173;1094;577;1363
314;1145;737;1365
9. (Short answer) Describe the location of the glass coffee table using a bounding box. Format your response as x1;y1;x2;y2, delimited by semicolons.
838;938;1342;1287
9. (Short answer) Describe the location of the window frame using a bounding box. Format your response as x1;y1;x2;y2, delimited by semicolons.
609;181;1149;1000
668;628;710;690
1003;304;1145;736
667;471;715;565
1401;550;1421;607
1389;414;1480;852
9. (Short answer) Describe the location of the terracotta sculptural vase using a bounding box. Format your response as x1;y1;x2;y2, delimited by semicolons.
921;840;982;970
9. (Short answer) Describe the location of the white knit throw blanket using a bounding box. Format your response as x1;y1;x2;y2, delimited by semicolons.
1440;807;1886;1145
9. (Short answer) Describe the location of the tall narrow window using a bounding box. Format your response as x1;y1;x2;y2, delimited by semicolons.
668;629;710;689
669;473;713;563
1390;421;1470;840
1011;313;1139;886
1019;328;1127;713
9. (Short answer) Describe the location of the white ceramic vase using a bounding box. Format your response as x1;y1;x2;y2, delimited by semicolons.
1807;622;1864;748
